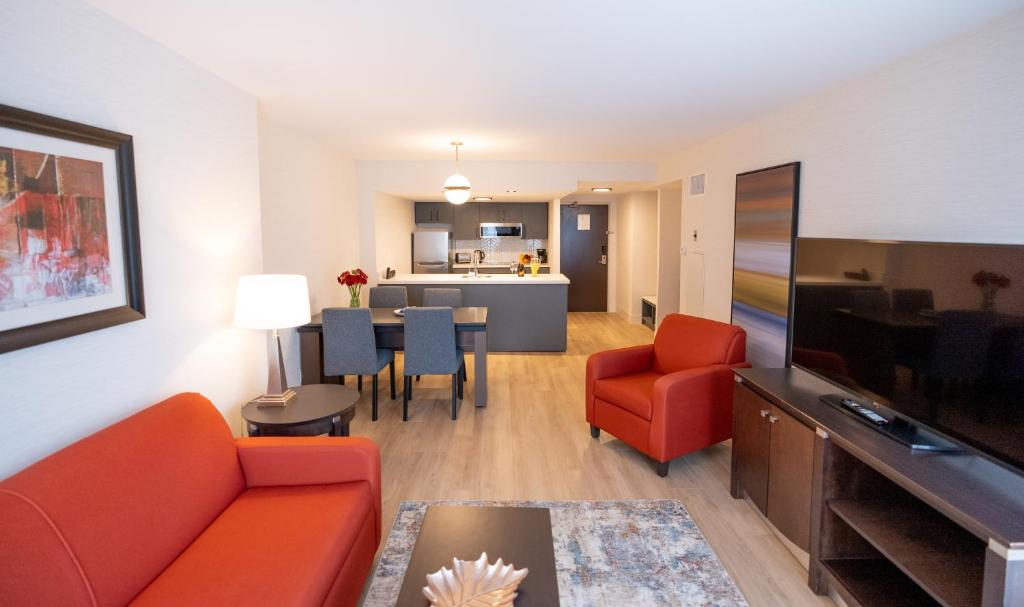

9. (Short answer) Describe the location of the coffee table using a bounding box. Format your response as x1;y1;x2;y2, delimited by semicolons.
242;384;358;437
395;506;560;606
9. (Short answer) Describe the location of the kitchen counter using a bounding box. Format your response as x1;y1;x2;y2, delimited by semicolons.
379;273;568;351
383;273;569;285
451;262;551;269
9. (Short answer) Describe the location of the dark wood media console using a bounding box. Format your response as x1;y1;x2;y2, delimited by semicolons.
731;367;1024;607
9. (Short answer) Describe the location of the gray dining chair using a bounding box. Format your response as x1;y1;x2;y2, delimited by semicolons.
369;286;408;309
402;307;465;421
323;307;396;421
423;288;463;307
850;289;890;313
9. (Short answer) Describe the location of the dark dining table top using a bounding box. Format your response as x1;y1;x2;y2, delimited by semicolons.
297;306;488;333
835;307;1024;329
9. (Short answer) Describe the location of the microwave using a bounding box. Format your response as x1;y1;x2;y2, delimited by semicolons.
480;222;523;238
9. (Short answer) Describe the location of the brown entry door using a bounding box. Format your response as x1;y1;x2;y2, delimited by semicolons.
560;204;608;312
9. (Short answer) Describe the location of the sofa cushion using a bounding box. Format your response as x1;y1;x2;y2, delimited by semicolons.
130;482;374;607
0;393;244;607
593;371;662;420
653;313;747;374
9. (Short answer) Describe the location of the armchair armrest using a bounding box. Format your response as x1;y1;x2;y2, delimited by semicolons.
235;436;382;542
586;344;654;424
648;364;737;461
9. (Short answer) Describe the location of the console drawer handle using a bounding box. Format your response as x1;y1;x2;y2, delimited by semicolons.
768;415;780;424
760;409;770;418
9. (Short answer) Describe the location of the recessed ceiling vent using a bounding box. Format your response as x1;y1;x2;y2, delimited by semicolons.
688;172;706;197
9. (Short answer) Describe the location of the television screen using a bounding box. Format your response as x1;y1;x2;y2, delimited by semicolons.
790;238;1024;471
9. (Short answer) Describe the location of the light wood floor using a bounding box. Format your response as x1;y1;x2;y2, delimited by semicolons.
350;312;833;607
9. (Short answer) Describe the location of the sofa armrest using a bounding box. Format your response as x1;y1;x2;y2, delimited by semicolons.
586;344;654;424
235;436;382;543
648;364;737;461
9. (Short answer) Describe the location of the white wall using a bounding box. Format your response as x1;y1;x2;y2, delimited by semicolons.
0;0;266;477
373;192;416;276
615;191;659;323
657;10;1024;323
257;112;359;384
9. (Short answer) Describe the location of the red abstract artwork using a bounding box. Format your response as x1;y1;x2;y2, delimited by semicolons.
0;147;112;311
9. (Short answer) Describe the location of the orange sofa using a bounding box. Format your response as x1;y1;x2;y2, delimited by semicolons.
0;393;381;607
586;313;749;476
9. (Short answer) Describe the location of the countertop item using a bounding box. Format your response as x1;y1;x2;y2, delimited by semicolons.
383;273;569;285
451;262;551;269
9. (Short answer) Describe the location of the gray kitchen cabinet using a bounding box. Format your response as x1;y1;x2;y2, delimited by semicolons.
478;203;502;223
499;203;524;223
415;202;454;225
523;203;549;239
453;204;479;240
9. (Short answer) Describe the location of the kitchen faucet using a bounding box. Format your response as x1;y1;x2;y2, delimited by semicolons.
471;249;485;276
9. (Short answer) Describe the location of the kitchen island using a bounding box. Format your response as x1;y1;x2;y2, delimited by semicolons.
381;273;569;352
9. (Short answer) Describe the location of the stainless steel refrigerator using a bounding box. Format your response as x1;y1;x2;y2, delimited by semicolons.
412;231;451;273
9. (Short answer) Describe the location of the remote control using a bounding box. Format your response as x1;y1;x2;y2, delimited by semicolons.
840;398;888;426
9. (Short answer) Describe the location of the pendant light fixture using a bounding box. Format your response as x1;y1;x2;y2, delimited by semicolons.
443;141;471;205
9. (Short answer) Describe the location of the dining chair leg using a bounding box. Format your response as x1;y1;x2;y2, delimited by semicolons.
339;375;345;386
389;360;397;400
451;374;458;421
403;376;410;421
371;373;379;421
357;375;363;392
461;363;467;382
457;368;464;400
416;375;421;382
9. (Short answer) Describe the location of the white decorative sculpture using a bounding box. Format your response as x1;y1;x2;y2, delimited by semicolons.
422;552;529;607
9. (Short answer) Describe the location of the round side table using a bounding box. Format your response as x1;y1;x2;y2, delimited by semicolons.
242;384;359;437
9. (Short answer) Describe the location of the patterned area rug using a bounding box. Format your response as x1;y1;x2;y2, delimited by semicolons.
363;499;748;606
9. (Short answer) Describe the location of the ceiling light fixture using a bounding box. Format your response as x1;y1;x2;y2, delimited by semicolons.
505;189;517;193
443;141;471;205
591;187;613;193
473;196;493;202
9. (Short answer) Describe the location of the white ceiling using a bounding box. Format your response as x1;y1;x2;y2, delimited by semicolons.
87;0;1022;162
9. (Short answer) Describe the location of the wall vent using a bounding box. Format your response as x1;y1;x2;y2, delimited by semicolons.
688;172;706;197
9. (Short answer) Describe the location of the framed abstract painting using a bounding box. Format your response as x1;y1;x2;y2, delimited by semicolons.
0;104;144;354
730;162;800;368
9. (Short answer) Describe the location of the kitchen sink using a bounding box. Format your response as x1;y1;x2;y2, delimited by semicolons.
461;273;492;279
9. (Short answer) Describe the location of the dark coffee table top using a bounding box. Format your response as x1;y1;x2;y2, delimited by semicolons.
395;506;559;606
241;384;358;427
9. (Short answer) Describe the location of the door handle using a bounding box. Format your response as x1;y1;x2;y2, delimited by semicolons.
599;255;607;265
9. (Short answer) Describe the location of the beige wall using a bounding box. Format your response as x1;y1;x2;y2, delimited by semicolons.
615;191;658;323
258;112;359;383
657;10;1024;323
373;192;415;276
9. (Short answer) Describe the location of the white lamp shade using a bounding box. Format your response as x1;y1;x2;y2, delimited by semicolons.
443;173;471;204
234;274;311;329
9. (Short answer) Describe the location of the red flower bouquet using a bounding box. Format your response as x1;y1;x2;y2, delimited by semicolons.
972;270;1011;311
338;268;368;307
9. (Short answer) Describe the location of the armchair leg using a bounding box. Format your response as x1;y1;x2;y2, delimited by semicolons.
389;360;397;400
371;373;379;421
655;461;670;478
590;425;600;439
403;376;410;421
451;374;458;420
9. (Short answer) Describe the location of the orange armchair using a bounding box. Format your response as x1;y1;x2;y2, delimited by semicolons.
587;313;749;476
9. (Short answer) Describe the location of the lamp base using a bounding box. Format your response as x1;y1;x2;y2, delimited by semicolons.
252;389;297;407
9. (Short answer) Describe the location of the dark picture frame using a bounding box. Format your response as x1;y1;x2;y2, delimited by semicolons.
0;104;144;354
729;161;800;368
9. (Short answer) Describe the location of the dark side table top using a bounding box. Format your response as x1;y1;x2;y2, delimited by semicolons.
241;384;358;428
395;505;559;606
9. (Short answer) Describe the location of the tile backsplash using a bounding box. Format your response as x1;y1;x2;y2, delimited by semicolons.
454;238;547;263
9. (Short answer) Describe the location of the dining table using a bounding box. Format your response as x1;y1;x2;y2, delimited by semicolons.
296;306;489;407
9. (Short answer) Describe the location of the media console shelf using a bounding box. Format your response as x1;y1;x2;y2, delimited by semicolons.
732;368;1024;607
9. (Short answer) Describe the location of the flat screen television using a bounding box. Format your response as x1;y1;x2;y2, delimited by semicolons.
790;238;1024;472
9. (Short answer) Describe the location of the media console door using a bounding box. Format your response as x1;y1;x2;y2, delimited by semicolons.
731;380;815;552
